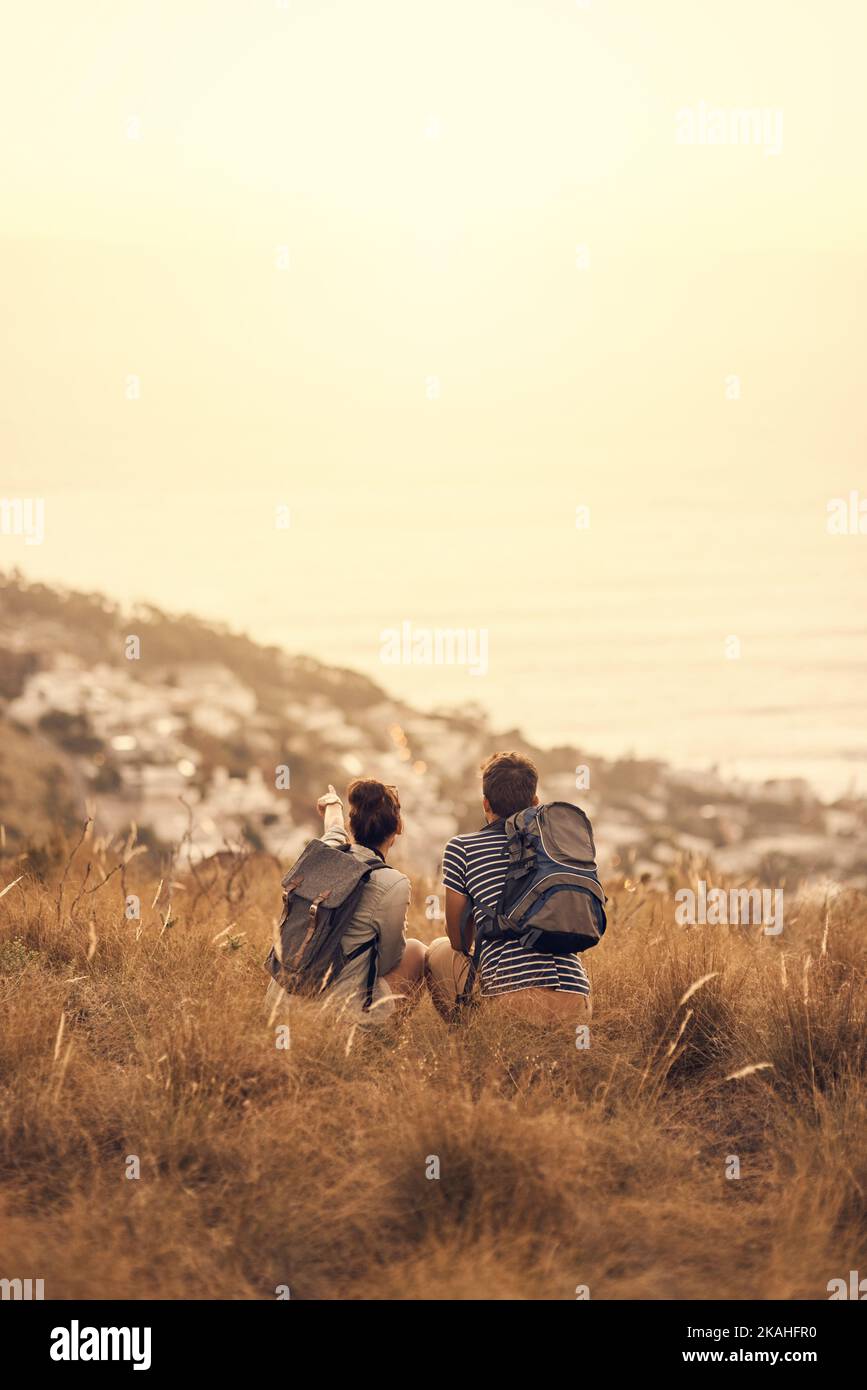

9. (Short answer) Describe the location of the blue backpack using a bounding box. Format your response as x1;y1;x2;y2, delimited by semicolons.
461;802;607;996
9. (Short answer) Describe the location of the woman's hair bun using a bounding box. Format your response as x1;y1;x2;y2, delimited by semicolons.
348;779;386;808
346;779;401;851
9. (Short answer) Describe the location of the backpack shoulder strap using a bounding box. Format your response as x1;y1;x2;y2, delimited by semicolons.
343;936;379;1011
455;853;512;1011
345;858;390;1011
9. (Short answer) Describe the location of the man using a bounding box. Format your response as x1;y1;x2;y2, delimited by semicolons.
425;751;592;1022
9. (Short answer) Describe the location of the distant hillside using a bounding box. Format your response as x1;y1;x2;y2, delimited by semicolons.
1;569;865;885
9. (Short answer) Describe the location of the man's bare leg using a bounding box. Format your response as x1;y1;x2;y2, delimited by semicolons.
424;935;592;1023
424;935;470;1020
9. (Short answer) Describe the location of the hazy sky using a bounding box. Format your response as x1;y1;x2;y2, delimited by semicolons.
2;1;866;779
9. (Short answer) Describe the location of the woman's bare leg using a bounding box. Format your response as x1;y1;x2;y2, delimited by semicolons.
381;937;426;1009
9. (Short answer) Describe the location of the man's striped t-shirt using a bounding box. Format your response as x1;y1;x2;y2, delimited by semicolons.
441;821;590;997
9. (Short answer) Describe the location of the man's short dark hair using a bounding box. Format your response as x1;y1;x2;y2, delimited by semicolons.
480;751;538;818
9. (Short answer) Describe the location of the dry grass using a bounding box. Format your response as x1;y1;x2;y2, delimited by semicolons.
1;832;865;1301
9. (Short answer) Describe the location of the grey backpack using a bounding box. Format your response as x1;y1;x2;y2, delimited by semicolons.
265;838;385;1011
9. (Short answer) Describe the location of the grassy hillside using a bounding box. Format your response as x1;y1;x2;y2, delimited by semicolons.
1;831;864;1300
0;721;81;846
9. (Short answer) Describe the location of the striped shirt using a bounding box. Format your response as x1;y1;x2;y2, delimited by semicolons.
442;822;590;997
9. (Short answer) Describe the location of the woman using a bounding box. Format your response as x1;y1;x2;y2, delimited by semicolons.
311;779;426;1021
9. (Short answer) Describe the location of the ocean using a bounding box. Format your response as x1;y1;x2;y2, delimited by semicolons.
264;557;867;804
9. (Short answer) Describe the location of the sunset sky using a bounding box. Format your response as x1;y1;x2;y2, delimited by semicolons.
2;0;866;787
